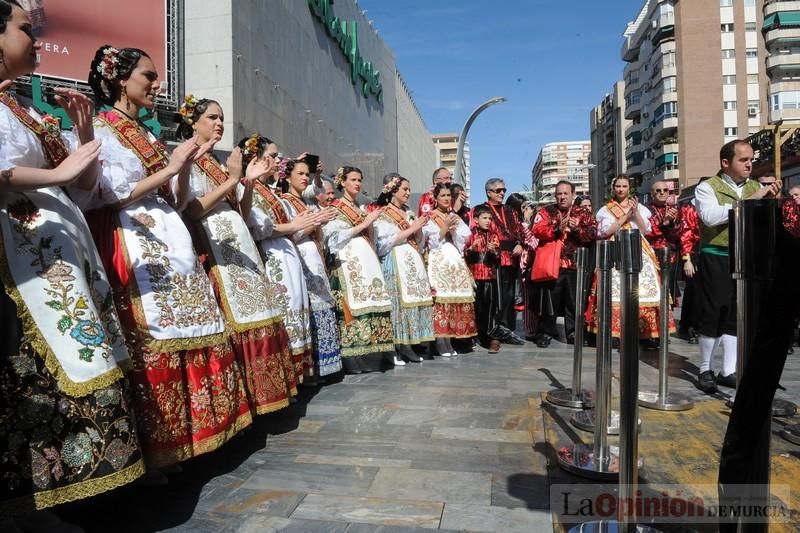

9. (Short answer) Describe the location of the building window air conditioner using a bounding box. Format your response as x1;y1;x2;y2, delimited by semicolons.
747;108;757;117
642;112;649;118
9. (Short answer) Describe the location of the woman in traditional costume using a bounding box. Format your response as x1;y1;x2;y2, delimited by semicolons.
586;175;674;341
172;98;298;413
279;159;343;377
86;45;251;473
233;135;315;383
421;183;477;356
0;3;143;526
373;174;434;364
322;166;394;373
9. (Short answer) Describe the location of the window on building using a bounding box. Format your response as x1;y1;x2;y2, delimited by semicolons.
724;127;738;136
721;49;735;59
747;100;760;114
744;0;755;6
723;75;736;85
721;23;734;32
747;73;759;84
745;22;757;32
723;101;737;110
720;0;732;6
746;48;758;58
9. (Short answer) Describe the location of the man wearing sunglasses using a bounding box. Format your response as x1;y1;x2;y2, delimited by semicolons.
470;178;525;345
417;167;466;216
645;181;683;349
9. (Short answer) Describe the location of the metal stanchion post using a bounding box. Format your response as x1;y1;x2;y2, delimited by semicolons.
558;241;619;480
721;200;781;531
571;243;641;435
638;247;693;411
567;230;658;533
727;203;796;420
547;247;592;409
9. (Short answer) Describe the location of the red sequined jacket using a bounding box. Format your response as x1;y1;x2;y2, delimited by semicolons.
464;229;501;280
646;203;682;258
470;202;525;267
417;190;434;217
679;203;700;258
532;204;597;270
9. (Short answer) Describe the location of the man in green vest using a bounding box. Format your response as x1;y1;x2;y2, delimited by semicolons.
693;139;781;393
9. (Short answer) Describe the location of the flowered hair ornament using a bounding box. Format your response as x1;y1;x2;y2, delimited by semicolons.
242;133;263;158
334;166;346;188
96;46;120;99
382;176;402;195
179;94;199;125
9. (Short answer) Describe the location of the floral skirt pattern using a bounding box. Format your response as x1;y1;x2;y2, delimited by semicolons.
231;323;297;414
433;301;478;339
127;341;252;469
381;254;435;345
585;295;676;340
310;307;342;376
0;290;144;513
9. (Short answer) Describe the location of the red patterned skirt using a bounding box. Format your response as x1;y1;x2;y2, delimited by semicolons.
230;324;298;415
127;341;252;469
433;301;478;338
206;266;299;412
86;209;252;468
585;294;676;340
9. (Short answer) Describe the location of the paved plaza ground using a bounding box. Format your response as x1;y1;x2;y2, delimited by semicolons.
58;332;800;532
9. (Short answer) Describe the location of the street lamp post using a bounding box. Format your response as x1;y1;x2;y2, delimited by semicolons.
453;96;507;187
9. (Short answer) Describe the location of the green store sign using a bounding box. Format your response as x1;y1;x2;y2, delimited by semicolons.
308;0;383;102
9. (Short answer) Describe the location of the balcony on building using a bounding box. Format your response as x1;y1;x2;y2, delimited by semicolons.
764;11;800;48
770;107;800;123
767;53;800;72
626;150;644;177
652;137;678;161
652;115;678;142
765;1;800;18
651;12;675;47
625;92;642;120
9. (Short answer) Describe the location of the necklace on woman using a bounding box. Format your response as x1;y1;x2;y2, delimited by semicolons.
112;106;140;123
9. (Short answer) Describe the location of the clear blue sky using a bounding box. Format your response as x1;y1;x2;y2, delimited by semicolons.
359;0;644;197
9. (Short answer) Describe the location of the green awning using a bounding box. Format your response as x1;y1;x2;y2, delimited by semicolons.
764;13;777;30
778;11;800;27
655;152;677;166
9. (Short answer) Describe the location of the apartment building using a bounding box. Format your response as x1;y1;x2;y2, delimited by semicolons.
589;81;630;208
621;0;767;193
764;1;800;124
432;133;471;197
531;141;592;205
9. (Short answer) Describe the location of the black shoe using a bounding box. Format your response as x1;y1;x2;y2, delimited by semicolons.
641;339;659;351
698;371;718;393
566;333;575;345
535;334;552;348
788;347;795;355
687;336;698;345
506;334;525;346
717;372;737;389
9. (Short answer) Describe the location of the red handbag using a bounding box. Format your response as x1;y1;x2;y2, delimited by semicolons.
531;239;563;282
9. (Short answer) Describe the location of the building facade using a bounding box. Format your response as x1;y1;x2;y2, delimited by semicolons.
764;1;800;124
621;0;767;194
531;141;592;205
589;81;630;209
432;133;471;197
184;0;436;197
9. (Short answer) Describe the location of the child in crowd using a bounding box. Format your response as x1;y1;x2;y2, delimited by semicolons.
465;205;502;353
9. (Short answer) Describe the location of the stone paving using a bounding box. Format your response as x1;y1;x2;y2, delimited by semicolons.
57;332;800;532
